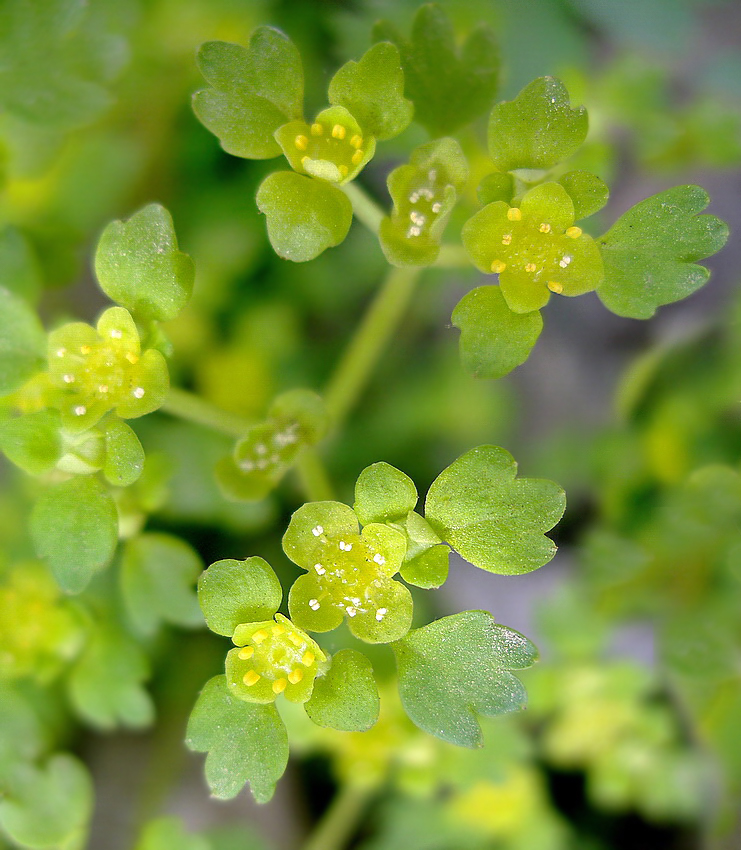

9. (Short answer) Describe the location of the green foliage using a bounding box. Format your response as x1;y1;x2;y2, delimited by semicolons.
305;649;380;732
0;287;46;395
0;410;62;475
393;611;538;747
558;170;610;219
135;818;210;850
0;226;42;302
597;185;729;318
101;417;145;486
354;462;418;525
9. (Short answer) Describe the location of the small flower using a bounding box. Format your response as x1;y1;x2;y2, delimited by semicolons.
47;307;168;431
283;501;412;643
225;613;327;704
462;182;604;313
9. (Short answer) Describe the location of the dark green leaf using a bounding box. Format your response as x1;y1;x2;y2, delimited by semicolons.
393;610;538;747
186;675;288;802
597;185;729;318
0;410;62;475
102;417;145;487
354;462;418;525
558;170;609;219
305;649;379;732
0;225;42;302
0;285;46;396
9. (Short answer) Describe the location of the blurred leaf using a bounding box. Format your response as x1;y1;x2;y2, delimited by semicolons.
558;170;609;219
0;410;62;475
102;417;144;487
135;817;210;850
0;286;46;396
0;226;42;303
305;649;379;731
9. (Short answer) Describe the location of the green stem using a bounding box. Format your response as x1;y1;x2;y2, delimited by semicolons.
160;387;252;438
435;243;471;268
302;784;372;850
295;446;335;501
341;182;385;234
324;265;421;425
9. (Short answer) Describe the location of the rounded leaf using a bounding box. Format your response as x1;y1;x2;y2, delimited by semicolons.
305;649;380;731
354;461;418;525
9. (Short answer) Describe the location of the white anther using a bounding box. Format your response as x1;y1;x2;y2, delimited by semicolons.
309;599;321;611
559;256;572;268
255;443;267;455
133;387;145;398
240;460;255;472
408;226;421;237
409;192;419;204
373;553;386;565
74;405;87;416
312;525;324;537
428;169;437;181
314;564;326;575
410;211;426;226
63;374;75;383
98;385;109;393
376;607;387;621
346;606;357;617
431;202;442;214
56;348;66;357
110;329;123;339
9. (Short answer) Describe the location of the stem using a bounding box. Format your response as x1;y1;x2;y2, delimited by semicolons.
435;243;471;268
302;784;372;850
295;446;335;501
160;387;252;438
341;182;384;234
324;265;421;425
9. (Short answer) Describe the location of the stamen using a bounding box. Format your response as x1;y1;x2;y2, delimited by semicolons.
548;281;564;294
559;256;572;268
566;226;582;239
272;678;287;694
312;525;324;537
502;234;512;245
80;345;92;354
376;607;387;621
300;155;310;168
338;164;348;177
539;223;551;233
63;374;75;383
309;598;321;611
110;329;123;339
351;149;364;165
288;669;303;685
302;651;315;667
74;405;87;416
431;202;442;214
373;553;386;566
525;263;537;273
243;670;261;686
346;605;357;617
56;348;66;357
98;385;109;393
288;633;303;647
238;646;254;660
271;624;286;636
294;135;308;151
125;352;139;364
314;563;326;575
491;260;507;274
331;124;346;140
310;123;323;136
507;208;522;222
133;387;145;398
252;629;269;644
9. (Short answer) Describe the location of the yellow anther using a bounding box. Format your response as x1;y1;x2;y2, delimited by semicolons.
125;352;139;364
490;260;507;274
548;281;564;293
294;135;309;151
288;633;303;647
338;164;348;177
331;124;346;140
301;651;315;667
502;234;512;245
350;135;363;149
310;123;323;136
351;149;364;165
566;226;582;239
271;624;286;636
272;678;288;694
243;670;261;687
288;669;304;685
252;629;269;644
300;155;310;168
238;646;254;660
80;345;92;354
507;208;522;222
525;263;537;273
539;223;551;233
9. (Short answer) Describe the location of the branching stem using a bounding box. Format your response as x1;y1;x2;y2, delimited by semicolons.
301;784;373;850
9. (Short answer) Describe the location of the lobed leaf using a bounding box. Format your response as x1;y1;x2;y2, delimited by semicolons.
558;170;609;219
0;286;46;396
95;204;195;322
425;445;565;574
186;675;288;802
0;410;62;475
354;462;418;525
393;610;538;747
597;185;729;319
304;649;380;732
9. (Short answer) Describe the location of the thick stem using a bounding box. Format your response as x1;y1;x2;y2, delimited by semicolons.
160;387;252;438
302;784;372;850
341;182;384;234
324;265;420;426
294;446;335;501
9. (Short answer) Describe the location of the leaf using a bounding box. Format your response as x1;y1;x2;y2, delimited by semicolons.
400;543;450;590
135;818;210;850
198;557;282;637
0;410;62;475
0;225;42;302
186;675;288;802
424;445;565;574
256;171;353;262
193;28;303;159
558;170;609;219
0;754;93;850
68;622;153;730
95;203;195;322
596;185;729;319
487;77;588;172
392;610;538;747
305;649;379;732
102;417;145;487
30;476;119;593
0;286;46;396
121;533;203;637
354;462;418;525
328;42;412;141
477;172;515;206
452;286;543;379
373;4;500;137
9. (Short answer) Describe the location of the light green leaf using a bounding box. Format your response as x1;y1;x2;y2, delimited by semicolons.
0;225;42;302
135;817;210;850
0;410;62;475
0;286;46;395
0;754;93;850
186;675;288;802
30;476;118;593
94;204;195;322
256;171;353;262
400;543;450;589
354;462;418;525
452;286;543;379
558;170;609;219
425;445;565;574
488;77;588;171
121;533;203;637
68;623;153;730
102;418;145;487
305;649;379;732
194;28;303;159
198;557;282;637
477;171;515;206
282;501;358;571
392;610;538;747
597;185;729;319
373;4;500;137
328;42;412;141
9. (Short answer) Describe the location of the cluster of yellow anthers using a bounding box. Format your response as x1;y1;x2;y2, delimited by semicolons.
294;122;366;180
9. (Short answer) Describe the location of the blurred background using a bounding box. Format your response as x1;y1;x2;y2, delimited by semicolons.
1;1;741;849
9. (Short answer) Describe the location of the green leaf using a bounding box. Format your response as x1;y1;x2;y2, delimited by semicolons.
373;4;500;137
256;171;353;262
94;204;195;322
558;170;609;219
354;462;418;525
198;557;281;637
30;476;118;593
597;185;729;319
392;610;538;747
0;225;42;302
0;687;48;779
0;410;62;475
477;172;515;206
186;675;288;802
121;533;203;637
102;418;145;487
0;285;46;396
452;286;543;379
400;543;450;590
0;754;93;850
328;42;412;141
488;77;588;171
305;649;379;732
194;28;303;159
135;818;210;850
425;445;565;574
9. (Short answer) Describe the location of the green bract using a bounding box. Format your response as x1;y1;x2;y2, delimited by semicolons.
47;306;169;432
284;501;412;643
0;286;46;396
462;182;604;313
